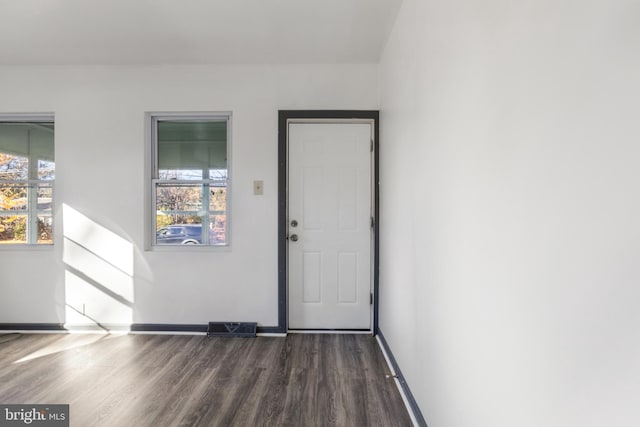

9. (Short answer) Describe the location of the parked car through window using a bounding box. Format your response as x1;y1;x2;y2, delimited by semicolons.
156;224;222;245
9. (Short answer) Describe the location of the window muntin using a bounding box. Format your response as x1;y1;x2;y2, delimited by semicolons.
0;121;55;245
152;116;229;246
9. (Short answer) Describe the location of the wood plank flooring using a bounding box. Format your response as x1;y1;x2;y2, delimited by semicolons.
0;333;412;426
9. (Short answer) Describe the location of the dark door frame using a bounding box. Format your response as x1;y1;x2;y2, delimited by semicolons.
275;110;380;334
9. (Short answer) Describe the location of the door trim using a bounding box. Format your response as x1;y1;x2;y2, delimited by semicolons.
277;110;380;334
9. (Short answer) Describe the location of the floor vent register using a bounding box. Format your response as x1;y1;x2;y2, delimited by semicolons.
207;322;257;338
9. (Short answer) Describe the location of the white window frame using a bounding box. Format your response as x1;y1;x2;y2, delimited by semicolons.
0;114;55;249
148;112;232;250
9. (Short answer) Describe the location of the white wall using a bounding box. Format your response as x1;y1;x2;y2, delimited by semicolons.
0;64;378;327
379;0;640;426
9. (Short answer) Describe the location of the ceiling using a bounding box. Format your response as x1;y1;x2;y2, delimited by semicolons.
0;0;403;65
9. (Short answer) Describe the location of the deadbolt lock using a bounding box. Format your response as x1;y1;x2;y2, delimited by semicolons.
290;219;298;227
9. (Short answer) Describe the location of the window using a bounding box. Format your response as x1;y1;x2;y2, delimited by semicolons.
151;114;230;246
0;118;55;245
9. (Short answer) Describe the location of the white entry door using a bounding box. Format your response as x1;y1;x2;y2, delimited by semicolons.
288;121;373;330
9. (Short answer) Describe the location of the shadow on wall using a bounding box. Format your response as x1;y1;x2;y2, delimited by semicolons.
62;204;134;332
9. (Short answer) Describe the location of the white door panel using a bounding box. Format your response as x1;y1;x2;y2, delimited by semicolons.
288;122;372;329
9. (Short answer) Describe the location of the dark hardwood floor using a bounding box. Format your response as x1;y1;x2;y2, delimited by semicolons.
0;333;412;426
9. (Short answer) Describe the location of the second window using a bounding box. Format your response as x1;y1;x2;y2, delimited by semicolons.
152;114;230;247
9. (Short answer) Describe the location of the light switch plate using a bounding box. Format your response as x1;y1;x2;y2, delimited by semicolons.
253;180;264;195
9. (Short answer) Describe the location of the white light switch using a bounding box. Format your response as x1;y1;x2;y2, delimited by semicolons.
253;180;264;195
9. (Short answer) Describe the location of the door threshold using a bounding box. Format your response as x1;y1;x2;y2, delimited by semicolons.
288;329;373;335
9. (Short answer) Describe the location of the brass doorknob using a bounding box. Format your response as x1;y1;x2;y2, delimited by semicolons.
290;234;299;242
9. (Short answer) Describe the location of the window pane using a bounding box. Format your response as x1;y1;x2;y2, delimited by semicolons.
0;154;28;180
37;184;53;211
210;215;227;245
157;120;227;179
156;214;202;229
38;160;55;180
155;183;203;244
209;186;227;212
0;183;28;211
37;215;53;244
209;169;228;180
159;169;203;180
155;217;206;245
156;183;203;214
0;215;27;243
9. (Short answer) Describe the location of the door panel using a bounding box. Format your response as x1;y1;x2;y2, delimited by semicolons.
288;122;372;329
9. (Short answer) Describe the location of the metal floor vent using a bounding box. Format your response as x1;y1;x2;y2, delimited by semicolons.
207;322;257;338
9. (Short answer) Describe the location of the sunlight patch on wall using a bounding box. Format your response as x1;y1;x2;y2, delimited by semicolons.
62;204;134;332
62;204;133;275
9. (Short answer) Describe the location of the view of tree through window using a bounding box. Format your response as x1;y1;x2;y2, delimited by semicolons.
153;117;229;246
0;121;55;245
